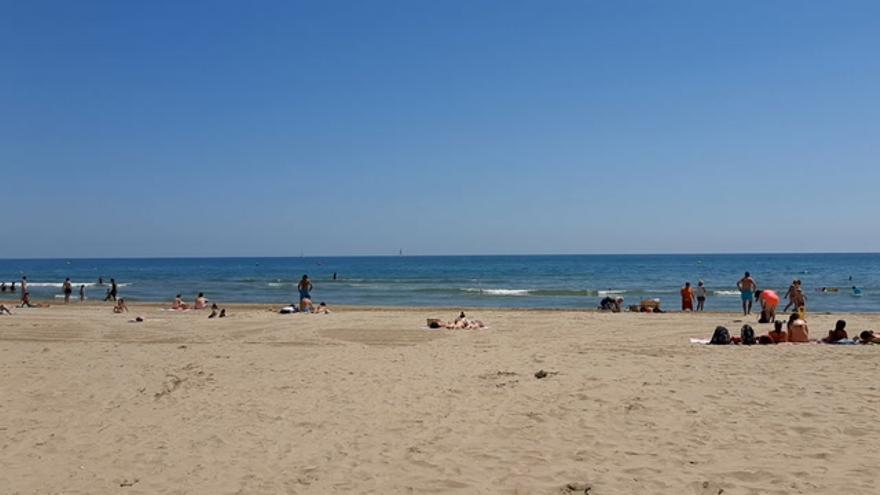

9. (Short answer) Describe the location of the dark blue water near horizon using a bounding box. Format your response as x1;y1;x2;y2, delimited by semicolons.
0;254;877;312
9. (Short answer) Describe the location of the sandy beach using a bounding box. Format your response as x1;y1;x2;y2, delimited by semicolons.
1;304;879;494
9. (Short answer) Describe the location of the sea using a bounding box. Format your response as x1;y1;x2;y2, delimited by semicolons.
0;254;876;312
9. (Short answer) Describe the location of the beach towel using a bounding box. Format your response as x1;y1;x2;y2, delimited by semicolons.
689;338;711;344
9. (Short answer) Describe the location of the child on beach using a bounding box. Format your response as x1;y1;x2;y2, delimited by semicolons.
79;285;85;302
783;280;799;312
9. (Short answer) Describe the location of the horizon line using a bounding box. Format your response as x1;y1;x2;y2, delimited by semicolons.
2;250;880;261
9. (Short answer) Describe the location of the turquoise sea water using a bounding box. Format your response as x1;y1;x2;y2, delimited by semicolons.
0;254;876;312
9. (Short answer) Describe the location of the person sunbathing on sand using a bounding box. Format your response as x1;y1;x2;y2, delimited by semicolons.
300;298;315;313
113;298;129;313
787;317;810;343
428;312;486;329
858;330;880;344
194;292;209;310
0;304;12;315
172;294;189;310
599;296;623;312
315;302;331;314
207;305;227;318
822;320;849;343
768;320;788;343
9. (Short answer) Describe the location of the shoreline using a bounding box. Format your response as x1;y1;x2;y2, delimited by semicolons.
4;298;877;316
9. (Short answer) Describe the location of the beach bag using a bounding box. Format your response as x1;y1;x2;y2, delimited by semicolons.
758;311;770;324
741;325;757;345
710;326;731;345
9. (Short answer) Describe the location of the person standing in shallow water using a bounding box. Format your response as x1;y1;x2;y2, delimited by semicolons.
680;282;695;311
298;275;313;306
695;280;708;311
62;277;73;304
737;272;757;316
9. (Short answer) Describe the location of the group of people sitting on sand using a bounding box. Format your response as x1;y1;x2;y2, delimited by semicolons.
427;312;486;329
169;292;229;318
709;314;879;345
171;292;211;310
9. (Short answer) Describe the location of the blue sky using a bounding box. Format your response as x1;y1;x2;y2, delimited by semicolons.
2;1;879;257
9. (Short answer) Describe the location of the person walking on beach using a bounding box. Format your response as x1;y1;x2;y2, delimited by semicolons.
20;276;28;305
783;280;799;312
695;280;708;311
62;277;73;303
737;272;757;315
79;284;86;302
792;285;807;313
104;278;118;301
298;275;313;306
680;282;695;311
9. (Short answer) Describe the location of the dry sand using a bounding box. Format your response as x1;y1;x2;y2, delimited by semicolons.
1;303;879;494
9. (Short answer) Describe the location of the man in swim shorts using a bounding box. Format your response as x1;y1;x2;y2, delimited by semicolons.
737;272;757;316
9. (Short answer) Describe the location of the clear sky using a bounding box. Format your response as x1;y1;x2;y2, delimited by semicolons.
2;1;879;258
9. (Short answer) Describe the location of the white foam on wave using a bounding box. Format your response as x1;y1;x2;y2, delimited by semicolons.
713;290;740;296
3;282;131;288
598;290;627;296
465;288;532;296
